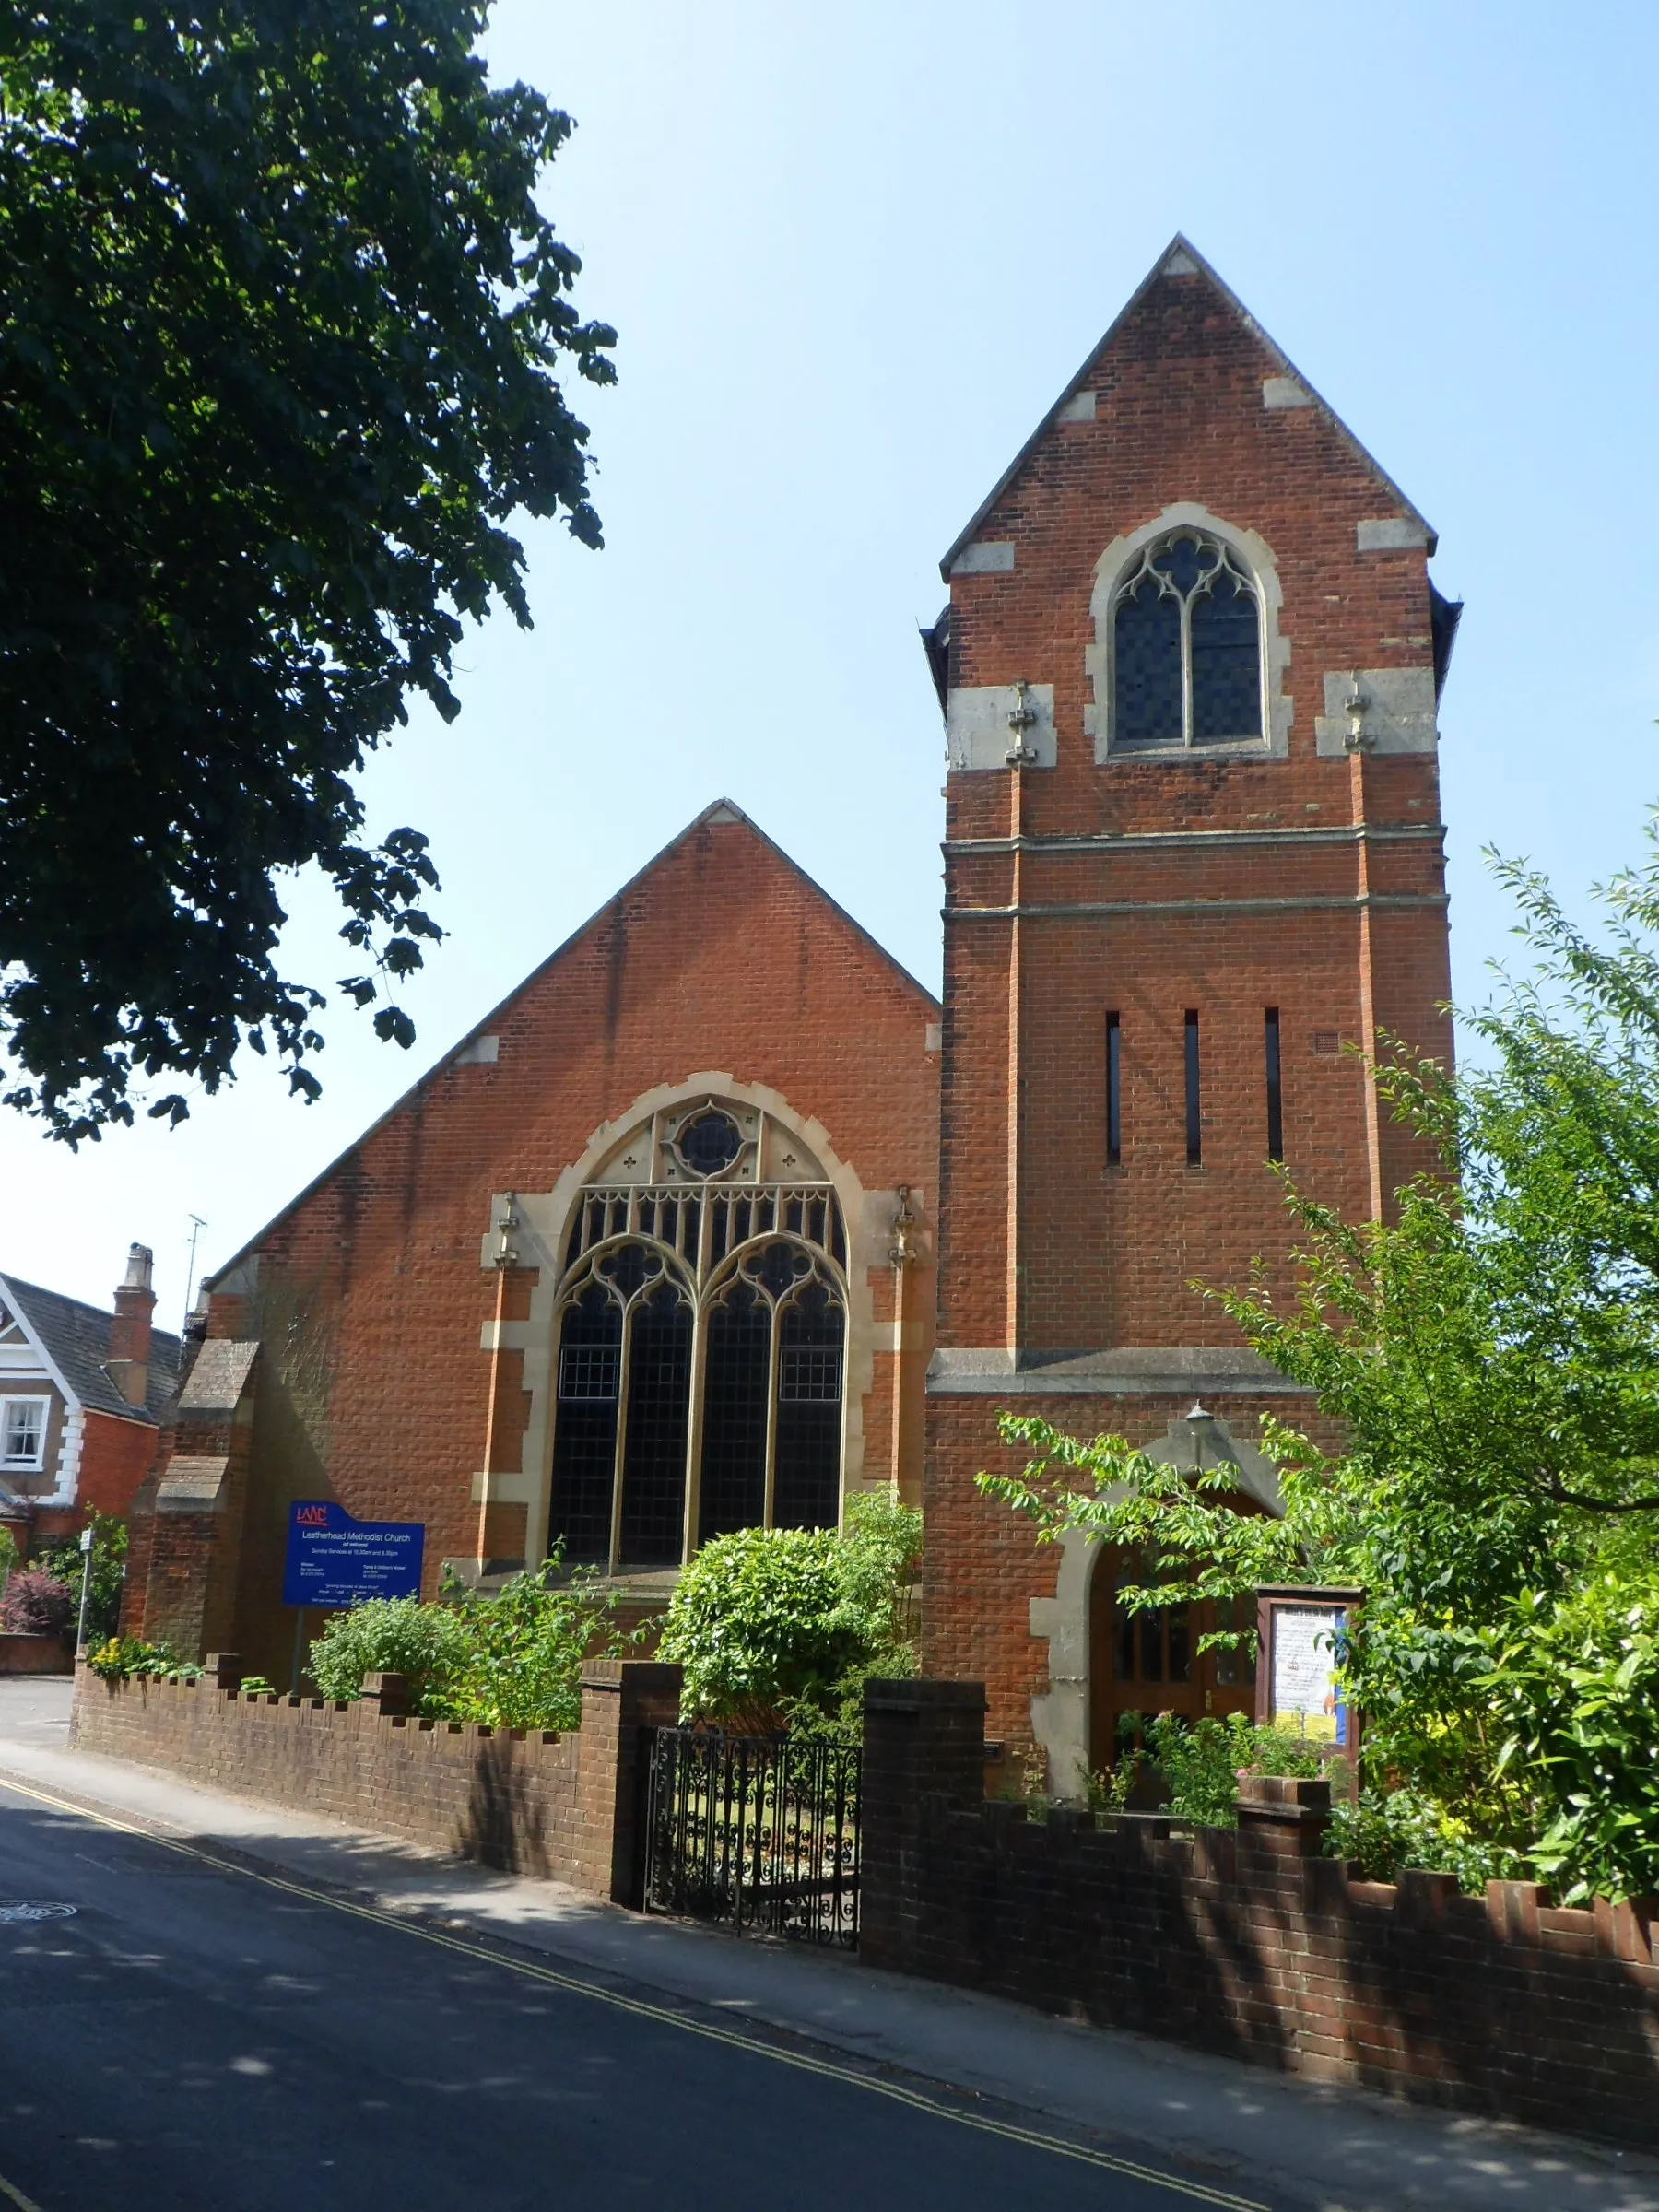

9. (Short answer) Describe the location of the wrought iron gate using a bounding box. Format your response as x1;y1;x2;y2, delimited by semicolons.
642;1727;861;1946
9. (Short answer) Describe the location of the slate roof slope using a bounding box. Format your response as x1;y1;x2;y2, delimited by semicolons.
0;1275;181;1424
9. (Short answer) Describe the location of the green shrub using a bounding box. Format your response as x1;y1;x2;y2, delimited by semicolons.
305;1553;624;1732
307;1594;475;1707
660;1527;855;1727
1325;1785;1522;1892
784;1640;919;1747
427;1560;625;1733
1477;1572;1659;1903
1093;1711;1328;1827
834;1491;923;1649
660;1493;924;1730
86;1636;199;1683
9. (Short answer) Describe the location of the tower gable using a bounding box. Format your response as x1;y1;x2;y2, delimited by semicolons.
940;234;1434;582
935;236;1451;827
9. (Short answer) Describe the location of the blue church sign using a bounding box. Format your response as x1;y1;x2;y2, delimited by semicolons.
281;1501;425;1610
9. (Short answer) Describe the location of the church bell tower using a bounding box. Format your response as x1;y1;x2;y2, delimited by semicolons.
922;237;1458;1785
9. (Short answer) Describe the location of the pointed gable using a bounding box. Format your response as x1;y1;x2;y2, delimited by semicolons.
940;233;1434;580
205;799;938;1300
933;233;1451;803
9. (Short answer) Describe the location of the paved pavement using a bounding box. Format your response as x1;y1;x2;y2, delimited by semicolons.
0;1678;1653;2212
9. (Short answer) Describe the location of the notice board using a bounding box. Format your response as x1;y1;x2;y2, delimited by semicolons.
281;1500;425;1611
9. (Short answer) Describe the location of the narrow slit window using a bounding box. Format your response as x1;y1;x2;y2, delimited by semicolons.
1105;1011;1122;1166
1265;1007;1283;1163
1184;1011;1201;1166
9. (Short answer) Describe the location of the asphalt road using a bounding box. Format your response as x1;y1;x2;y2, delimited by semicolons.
0;1771;1289;2212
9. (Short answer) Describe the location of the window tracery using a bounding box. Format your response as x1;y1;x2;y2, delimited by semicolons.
1111;526;1264;751
547;1099;848;1572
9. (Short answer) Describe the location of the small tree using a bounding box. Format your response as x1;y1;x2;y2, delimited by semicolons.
42;1510;127;1645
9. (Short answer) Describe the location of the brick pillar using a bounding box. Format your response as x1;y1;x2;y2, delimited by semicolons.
860;1677;985;1973
1234;1771;1331;1858
574;1660;683;1907
360;1670;409;1719
140;1339;260;1661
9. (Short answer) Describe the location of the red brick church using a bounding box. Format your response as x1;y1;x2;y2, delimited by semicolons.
129;238;1455;1792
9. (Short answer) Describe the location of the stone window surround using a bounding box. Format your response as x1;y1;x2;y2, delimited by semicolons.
474;1074;903;1570
1086;503;1291;763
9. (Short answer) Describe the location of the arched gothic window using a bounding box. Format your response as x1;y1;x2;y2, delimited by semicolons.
1111;527;1263;751
547;1100;848;1572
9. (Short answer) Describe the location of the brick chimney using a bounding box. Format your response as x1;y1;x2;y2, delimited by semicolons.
106;1242;156;1409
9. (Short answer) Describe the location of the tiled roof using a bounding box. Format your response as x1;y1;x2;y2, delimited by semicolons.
0;1275;182;1425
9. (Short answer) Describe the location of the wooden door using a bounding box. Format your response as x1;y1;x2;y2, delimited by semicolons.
1088;1545;1256;1778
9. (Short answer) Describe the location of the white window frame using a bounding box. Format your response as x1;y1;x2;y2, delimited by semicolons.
1;1396;50;1472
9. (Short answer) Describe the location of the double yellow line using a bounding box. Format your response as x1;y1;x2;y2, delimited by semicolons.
0;1771;1268;2212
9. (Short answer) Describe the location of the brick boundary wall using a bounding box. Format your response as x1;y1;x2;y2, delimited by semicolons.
66;1658;1659;2147
861;1680;1659;2150
0;1635;73;1676
69;1655;683;1903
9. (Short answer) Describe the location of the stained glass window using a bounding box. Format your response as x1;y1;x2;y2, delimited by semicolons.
677;1109;743;1177
699;1282;771;1541
617;1281;693;1566
548;1103;849;1572
1111;528;1263;751
548;1284;623;1562
774;1282;843;1531
1113;581;1182;747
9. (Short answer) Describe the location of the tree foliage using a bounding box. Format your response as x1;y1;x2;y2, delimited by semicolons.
980;827;1659;1899
0;0;615;1137
0;1570;74;1637
659;1494;923;1732
41;1507;127;1644
304;1553;623;1732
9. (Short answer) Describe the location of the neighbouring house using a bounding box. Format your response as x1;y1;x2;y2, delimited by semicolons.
128;237;1459;1789
0;1244;181;1550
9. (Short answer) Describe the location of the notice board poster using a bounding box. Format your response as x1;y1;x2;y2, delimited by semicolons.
1255;1586;1361;1751
281;1501;424;1611
1270;1606;1347;1744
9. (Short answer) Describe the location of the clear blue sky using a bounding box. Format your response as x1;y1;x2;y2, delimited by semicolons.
5;0;1656;1328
